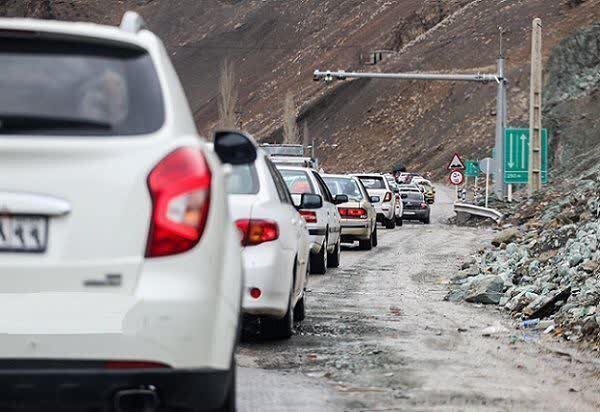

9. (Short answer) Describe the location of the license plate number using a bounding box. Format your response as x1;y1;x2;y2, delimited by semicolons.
0;215;48;253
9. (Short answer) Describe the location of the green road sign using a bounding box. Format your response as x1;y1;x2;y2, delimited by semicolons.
465;160;480;177
504;128;548;184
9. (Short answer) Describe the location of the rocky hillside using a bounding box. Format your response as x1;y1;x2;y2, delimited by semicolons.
1;0;599;178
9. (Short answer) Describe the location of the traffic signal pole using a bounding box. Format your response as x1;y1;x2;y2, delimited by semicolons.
313;56;509;200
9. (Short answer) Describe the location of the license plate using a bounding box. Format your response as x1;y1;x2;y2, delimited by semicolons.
404;211;415;215
0;215;48;253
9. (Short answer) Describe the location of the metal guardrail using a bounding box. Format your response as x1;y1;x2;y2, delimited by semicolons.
454;203;503;223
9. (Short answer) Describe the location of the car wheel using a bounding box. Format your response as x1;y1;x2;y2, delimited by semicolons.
265;292;293;340
327;239;340;268
396;216;403;226
371;225;378;247
311;238;327;274
423;216;431;224
385;217;396;229
219;360;236;412
293;293;305;322
359;234;372;250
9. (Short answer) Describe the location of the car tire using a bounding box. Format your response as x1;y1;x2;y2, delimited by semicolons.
265;292;293;340
359;235;372;251
371;225;378;247
311;237;327;274
293;293;305;322
396;216;403;226
385;217;396;229
220;361;236;412
423;216;431;224
327;239;340;268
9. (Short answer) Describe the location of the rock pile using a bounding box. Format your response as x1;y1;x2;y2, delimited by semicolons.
447;173;600;347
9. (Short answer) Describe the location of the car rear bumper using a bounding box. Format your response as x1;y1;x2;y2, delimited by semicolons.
340;220;370;240
241;243;293;318
0;365;233;411
402;209;429;219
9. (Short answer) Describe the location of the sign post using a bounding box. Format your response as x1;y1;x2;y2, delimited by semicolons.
479;158;495;209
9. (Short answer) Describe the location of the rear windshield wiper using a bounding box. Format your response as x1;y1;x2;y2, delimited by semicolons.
0;115;112;133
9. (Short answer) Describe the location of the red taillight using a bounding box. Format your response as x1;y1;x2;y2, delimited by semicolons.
338;207;367;219
299;210;317;223
420;202;428;209
104;360;170;369
383;192;392;202
146;148;211;258
235;219;279;246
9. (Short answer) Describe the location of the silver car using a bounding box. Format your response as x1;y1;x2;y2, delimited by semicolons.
323;174;378;250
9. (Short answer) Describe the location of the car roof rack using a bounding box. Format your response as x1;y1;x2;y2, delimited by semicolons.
120;11;146;34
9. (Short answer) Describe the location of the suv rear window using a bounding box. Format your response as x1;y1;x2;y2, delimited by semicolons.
0;35;164;136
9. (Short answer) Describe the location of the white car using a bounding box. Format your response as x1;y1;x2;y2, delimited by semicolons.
225;135;311;339
277;166;343;274
0;13;242;411
385;174;404;226
353;173;399;229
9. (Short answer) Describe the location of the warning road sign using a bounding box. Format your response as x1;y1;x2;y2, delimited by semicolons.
449;170;464;186
447;153;465;170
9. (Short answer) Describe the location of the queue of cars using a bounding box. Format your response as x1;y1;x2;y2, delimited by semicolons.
0;12;436;411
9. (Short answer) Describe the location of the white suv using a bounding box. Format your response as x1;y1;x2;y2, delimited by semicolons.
277;166;343;274
0;12;242;411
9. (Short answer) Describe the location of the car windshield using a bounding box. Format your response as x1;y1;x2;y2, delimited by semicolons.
279;169;315;194
227;164;259;195
0;36;164;136
357;176;385;189
323;177;363;201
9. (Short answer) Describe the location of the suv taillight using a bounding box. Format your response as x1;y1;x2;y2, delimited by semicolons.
146;148;211;257
420;202;428;209
235;219;279;246
383;192;392;202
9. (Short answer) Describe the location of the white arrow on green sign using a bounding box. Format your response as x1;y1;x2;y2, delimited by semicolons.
503;128;548;184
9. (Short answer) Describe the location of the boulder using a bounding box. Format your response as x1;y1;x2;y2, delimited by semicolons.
465;275;505;305
491;228;519;247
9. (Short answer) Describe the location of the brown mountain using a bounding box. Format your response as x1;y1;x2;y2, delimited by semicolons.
2;0;599;177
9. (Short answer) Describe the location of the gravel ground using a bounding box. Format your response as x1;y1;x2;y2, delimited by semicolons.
237;187;600;411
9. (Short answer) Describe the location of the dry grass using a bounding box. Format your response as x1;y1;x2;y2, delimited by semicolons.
282;92;299;144
217;58;238;130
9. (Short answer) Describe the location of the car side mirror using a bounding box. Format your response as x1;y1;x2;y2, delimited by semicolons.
370;196;380;203
401;193;408;199
334;194;349;205
213;130;257;165
298;193;322;209
393;188;400;194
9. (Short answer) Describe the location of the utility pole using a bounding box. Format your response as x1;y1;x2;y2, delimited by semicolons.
529;18;543;193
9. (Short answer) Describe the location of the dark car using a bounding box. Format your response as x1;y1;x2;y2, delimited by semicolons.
400;191;431;224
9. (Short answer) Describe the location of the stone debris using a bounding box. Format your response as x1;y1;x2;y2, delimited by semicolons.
447;172;600;347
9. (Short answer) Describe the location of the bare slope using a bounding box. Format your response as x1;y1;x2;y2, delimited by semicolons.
2;0;599;178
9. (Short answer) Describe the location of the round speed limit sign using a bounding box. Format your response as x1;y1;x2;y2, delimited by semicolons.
449;170;464;186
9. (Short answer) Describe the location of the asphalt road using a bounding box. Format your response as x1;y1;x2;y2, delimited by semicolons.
237;187;600;411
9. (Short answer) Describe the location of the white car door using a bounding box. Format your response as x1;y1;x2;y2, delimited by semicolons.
310;170;341;248
264;160;309;299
